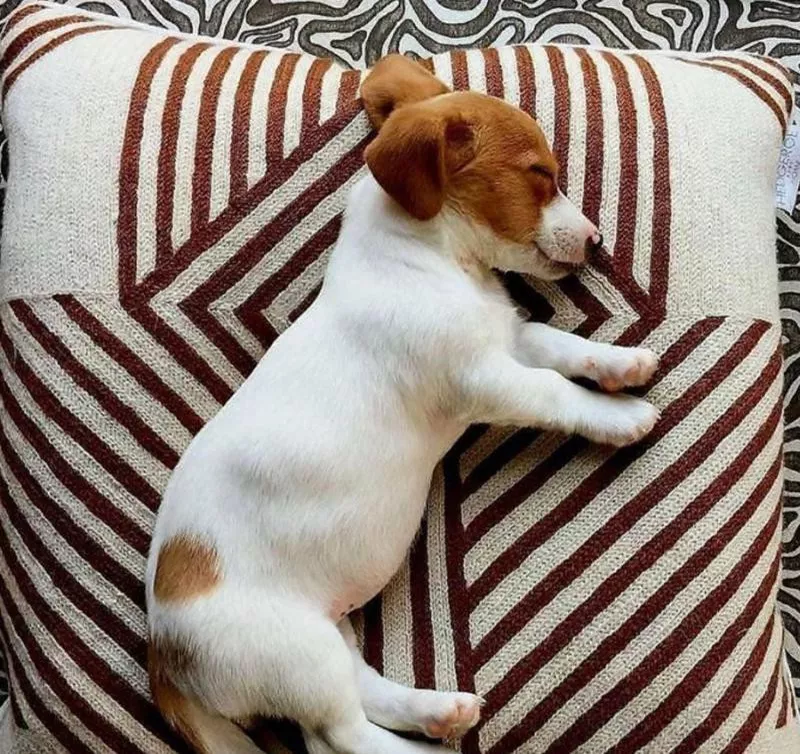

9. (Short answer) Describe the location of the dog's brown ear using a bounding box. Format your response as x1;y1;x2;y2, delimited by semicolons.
361;54;450;131
364;108;473;221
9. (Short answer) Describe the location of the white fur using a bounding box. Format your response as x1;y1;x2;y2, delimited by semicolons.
146;175;659;754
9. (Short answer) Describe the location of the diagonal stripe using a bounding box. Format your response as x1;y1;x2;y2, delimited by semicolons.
11;300;178;470
2;23;114;101
157;42;212;265
468;319;732;588
0;14;87;78
677;59;788;131
542;504;782;753
545;45;570;194
0;597;88;750
722;645;784;753
56;294;205;435
473;323;773;665
191;45;237;235
0;3;47;36
0;529;162;753
0;457;143;643
706;55;793;115
0;368;150;556
0;314;161;512
118;36;182;292
483;395;782;749
674;613;777;753
576;48;603;226
230;50;268;203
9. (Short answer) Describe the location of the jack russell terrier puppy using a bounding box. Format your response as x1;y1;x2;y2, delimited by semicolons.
146;54;660;754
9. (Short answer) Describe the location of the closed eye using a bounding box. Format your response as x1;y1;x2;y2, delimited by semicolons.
529;165;554;179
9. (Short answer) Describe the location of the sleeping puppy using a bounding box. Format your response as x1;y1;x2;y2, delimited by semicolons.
146;54;660;754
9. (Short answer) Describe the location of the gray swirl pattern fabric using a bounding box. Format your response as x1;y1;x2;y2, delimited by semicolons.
0;0;799;713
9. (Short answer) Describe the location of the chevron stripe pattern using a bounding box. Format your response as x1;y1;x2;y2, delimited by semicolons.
0;2;797;752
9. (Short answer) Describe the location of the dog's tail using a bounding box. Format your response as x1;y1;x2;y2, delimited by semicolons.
148;641;263;754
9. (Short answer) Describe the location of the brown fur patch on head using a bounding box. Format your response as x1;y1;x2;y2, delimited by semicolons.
153;534;220;604
148;635;208;753
364;88;559;231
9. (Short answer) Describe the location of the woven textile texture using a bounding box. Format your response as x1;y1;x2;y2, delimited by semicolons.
0;2;798;752
1;0;800;709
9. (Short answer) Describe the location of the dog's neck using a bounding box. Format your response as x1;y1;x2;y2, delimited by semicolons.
342;174;498;281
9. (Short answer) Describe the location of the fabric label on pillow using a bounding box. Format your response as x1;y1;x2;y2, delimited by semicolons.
776;108;800;212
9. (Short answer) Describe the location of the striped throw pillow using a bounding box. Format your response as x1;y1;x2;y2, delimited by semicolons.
0;2;797;752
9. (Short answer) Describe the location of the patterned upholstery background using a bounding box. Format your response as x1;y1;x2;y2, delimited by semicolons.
0;0;799;715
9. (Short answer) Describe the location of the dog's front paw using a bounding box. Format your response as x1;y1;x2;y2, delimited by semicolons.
416;691;483;740
584;348;659;392
579;394;660;447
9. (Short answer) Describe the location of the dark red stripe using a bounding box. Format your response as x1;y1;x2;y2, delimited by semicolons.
300;57;333;144
409;518;435;690
679;58;787;132
235;214;342;348
157;42;212;265
265;54;300;164
190;45;236;235
576;48;603;226
722;647;784;753
513;46;535;115
467;317;723;555
56;294;204;436
2;24;114;101
361;595;384;676
0;437;143;630
674;612;778;753
443;447;480;754
0;519;175;753
118;37;182;292
11;301;179;469
630;54;671;312
602;51;638;284
0;364;149;555
489;396;782;751
337;69;361;115
545;508;782;754
185;138;367;376
545;46;570;193
1;3;46;35
473;322;771;661
481;47;503;98
230;51;268;202
0;317;161;512
0;15;87;78
707;56;793;116
0;601;84;749
451;49;469;91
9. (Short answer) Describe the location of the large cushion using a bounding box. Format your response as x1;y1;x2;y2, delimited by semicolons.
0;2;797;752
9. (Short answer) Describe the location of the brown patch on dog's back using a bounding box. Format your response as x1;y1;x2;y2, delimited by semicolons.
153;534;220;603
148;635;208;753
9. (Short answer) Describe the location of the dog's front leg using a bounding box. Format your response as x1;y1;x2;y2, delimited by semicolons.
514;322;658;391
461;352;659;446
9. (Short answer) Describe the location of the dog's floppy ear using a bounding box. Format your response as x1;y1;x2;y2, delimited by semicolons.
361;54;450;131
364;108;473;221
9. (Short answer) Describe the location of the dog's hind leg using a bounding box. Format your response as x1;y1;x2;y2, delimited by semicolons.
156;593;452;754
338;618;482;740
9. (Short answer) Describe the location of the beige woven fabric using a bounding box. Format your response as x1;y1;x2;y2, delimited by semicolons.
0;2;798;752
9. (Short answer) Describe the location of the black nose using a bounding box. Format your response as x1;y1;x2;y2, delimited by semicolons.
586;232;604;255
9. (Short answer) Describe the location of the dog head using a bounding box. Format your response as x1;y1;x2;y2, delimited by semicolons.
361;54;602;280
